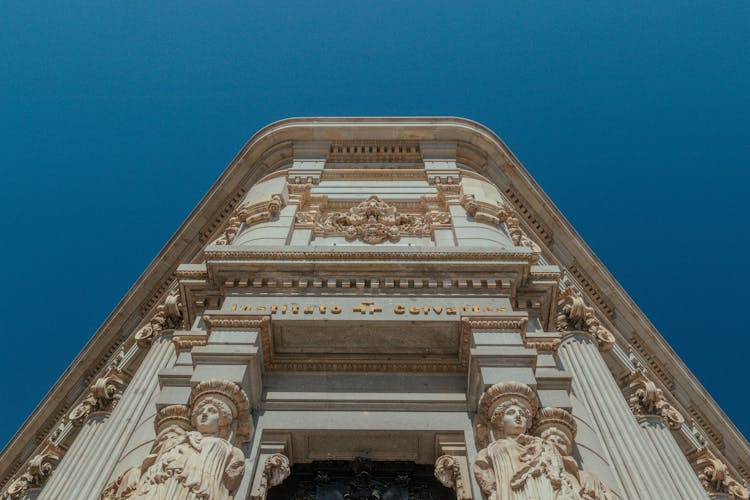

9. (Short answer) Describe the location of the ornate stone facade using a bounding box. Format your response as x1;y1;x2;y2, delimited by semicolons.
2;118;748;500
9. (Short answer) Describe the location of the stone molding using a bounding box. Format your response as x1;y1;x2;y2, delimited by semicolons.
556;287;616;352
626;370;685;430
689;447;750;499
0;444;61;500
204;247;536;261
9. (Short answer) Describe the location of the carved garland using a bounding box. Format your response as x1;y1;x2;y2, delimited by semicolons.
627;371;685;430
556;287;616;352
299;195;451;244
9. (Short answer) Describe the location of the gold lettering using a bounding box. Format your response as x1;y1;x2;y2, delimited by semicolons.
446;307;457;315
394;305;406;314
319;304;326;313
231;303;237;311
432;306;443;314
461;306;470;313
281;305;287;314
271;304;278;314
292;304;299;314
496;307;506;312
303;305;314;314
255;305;266;312
241;305;251;311
331;305;342;314
485;306;493;312
473;305;480;313
409;306;420;314
423;306;430;314
370;303;382;314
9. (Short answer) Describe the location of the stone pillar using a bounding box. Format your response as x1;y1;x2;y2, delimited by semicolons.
558;334;679;499
39;333;175;500
627;370;710;498
640;417;710;498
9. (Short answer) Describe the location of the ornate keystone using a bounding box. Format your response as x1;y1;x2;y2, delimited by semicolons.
556;287;616;352
435;455;471;499
627;371;685;430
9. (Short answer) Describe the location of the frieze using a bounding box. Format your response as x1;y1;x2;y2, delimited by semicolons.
204;248;535;261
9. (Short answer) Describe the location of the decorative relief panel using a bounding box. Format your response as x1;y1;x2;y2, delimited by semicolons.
626;371;684;429
297;195;450;244
689;447;750;500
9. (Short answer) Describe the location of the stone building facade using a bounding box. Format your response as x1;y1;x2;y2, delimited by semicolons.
1;117;748;499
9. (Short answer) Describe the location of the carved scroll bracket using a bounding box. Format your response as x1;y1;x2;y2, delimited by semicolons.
212;194;285;245
250;434;293;500
1;444;61;499
68;365;128;425
134;288;183;347
556;286;616;352
689;447;750;500
435;434;472;499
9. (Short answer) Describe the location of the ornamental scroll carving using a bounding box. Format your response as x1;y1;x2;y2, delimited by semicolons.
473;382;613;500
460;194;541;260
101;380;251;500
689;447;750;500
134;289;183;347
556;287;615;351
627;371;685;430
303;195;451;244
1;444;61;499
213;195;284;245
68;365;127;425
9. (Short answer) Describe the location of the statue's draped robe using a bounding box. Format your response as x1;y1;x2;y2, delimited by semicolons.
136;431;244;500
475;434;582;500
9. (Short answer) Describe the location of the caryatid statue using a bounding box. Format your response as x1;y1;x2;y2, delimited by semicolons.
101;379;251;500
473;382;612;500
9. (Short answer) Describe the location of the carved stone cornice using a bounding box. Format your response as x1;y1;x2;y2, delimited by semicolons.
212;194;284;245
689;447;750;499
460;194;541;261
627;371;685;430
251;453;291;500
435;455;471;499
204;248;536;261
134;289;182;347
556;287;616;352
68;365;128;425
0;444;61;499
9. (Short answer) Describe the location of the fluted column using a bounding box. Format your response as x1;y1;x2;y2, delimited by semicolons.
640;417;709;499
558;334;679;499
38;333;175;500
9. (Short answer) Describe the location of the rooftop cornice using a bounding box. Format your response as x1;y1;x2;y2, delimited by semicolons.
2;116;748;488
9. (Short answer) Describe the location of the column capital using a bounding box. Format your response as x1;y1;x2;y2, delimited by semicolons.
134;288;183;347
1;443;61;500
688;447;749;500
67;365;128;426
556;287;615;352
626;370;685;430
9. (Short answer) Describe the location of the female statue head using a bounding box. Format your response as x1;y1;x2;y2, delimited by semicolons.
531;407;577;455
478;382;536;439
189;380;251;441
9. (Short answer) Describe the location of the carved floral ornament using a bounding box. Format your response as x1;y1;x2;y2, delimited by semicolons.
101;379;251;500
134;289;183;347
473;382;613;500
296;195;451;244
1;444;61;500
689;447;750;500
251;454;291;500
626;370;685;430
434;455;471;500
213;194;285;245
460;194;541;261
556;287;616;352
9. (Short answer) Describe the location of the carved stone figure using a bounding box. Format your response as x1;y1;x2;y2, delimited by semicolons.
473;383;613;500
100;380;250;500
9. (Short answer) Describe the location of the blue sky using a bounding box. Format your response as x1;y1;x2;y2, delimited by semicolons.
1;2;748;449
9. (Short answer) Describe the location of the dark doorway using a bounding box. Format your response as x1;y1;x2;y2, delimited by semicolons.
266;457;456;499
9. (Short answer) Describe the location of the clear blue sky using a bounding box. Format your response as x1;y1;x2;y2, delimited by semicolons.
1;2;748;449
